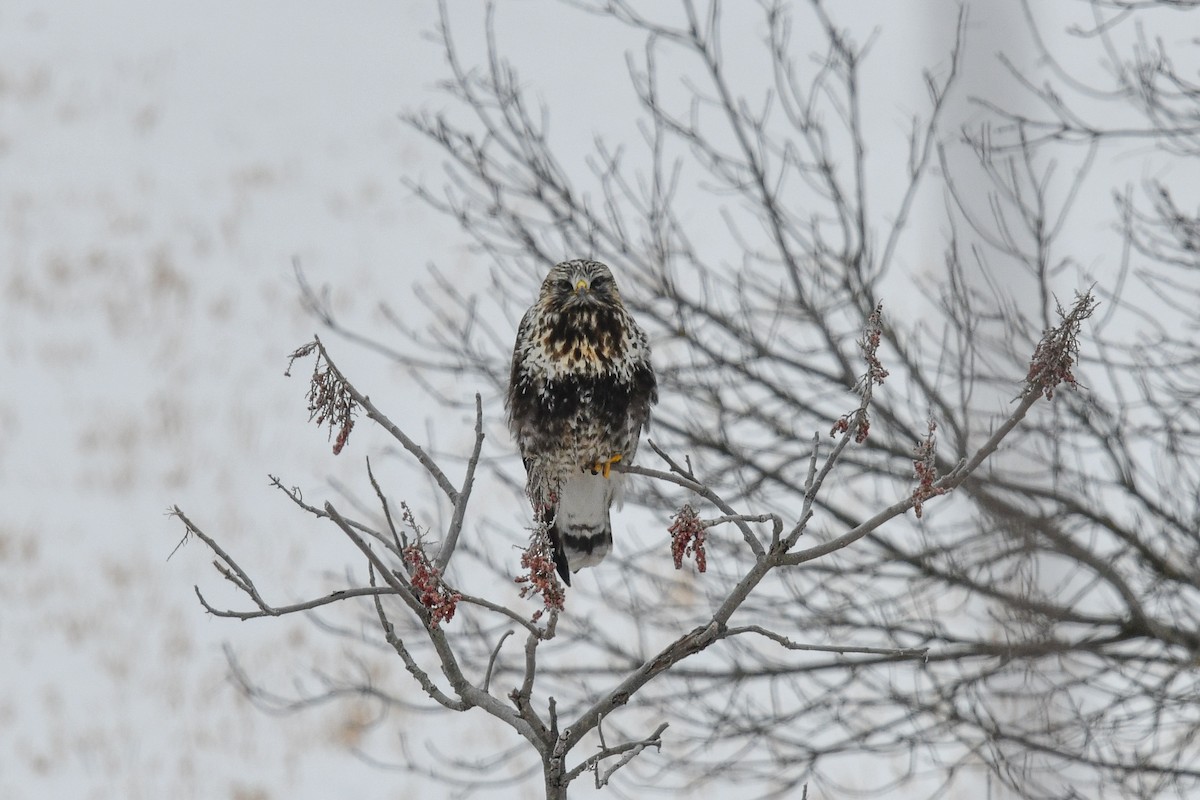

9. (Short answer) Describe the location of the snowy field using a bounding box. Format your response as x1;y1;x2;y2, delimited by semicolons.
1;3;484;797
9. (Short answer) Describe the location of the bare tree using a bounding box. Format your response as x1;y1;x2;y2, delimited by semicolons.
174;1;1200;799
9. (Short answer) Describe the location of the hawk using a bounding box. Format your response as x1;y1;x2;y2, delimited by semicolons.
507;259;658;585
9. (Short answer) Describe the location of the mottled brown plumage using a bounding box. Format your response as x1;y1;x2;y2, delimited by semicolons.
506;259;657;584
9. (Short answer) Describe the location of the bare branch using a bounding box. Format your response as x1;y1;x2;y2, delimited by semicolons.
436;392;484;571
724;625;929;659
302;336;460;502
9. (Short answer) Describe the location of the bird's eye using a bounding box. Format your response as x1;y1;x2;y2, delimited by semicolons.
591;275;608;289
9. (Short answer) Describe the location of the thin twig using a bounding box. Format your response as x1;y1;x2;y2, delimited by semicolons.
172;506;267;611
367;456;404;552
313;336;460;502
781;389;1043;567
369;563;468;711
561;721;671;786
270;475;402;558
484;630;515;694
725;625;929;658
436;392;484;571
196;585;399;621
618;459;767;559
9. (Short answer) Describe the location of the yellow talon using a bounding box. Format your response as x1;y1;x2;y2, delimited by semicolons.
591;453;623;478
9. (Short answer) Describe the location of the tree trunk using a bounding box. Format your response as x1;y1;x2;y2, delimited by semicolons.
542;746;569;800
543;763;567;800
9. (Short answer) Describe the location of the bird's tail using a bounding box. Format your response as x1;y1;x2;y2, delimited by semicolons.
546;471;617;585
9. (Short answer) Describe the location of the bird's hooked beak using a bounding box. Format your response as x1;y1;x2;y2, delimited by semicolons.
562;272;601;307
570;277;597;305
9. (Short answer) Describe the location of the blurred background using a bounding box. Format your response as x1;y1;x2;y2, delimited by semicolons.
4;1;1197;799
1;3;469;797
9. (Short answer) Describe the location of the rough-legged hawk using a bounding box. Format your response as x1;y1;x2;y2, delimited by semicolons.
506;259;658;584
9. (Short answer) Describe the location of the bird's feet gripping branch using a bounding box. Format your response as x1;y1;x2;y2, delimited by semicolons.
590;453;623;478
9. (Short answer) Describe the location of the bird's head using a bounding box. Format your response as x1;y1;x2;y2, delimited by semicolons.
539;259;622;313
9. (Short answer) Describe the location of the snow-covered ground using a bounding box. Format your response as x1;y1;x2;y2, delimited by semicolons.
0;3;481;797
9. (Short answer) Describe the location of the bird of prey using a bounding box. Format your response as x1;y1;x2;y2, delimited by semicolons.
506;259;658;585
